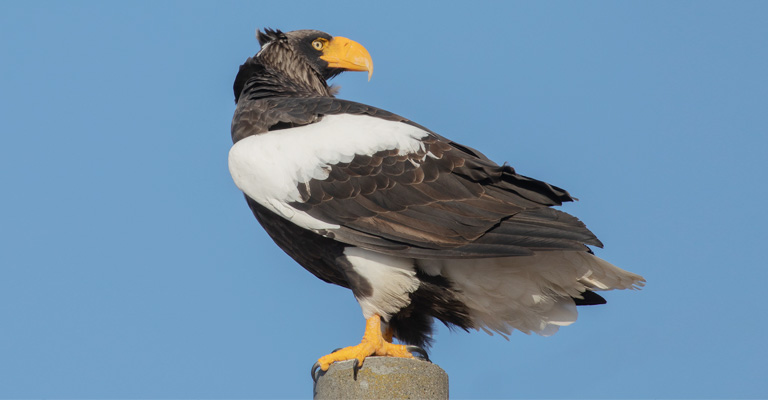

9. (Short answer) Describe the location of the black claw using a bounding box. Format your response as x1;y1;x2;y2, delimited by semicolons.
312;348;344;382
352;358;360;380
406;345;430;362
311;362;322;382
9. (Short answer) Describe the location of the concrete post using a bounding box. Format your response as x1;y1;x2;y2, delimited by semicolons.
313;357;449;399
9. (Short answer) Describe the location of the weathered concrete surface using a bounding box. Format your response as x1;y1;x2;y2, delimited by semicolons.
313;357;448;399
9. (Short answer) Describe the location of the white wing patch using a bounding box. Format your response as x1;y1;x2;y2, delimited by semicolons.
228;114;430;231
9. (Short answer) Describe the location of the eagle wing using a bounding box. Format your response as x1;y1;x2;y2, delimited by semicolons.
229;97;602;259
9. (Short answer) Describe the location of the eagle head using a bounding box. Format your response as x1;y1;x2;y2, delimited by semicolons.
234;29;373;103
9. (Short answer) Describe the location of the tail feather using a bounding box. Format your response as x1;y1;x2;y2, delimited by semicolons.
417;251;645;336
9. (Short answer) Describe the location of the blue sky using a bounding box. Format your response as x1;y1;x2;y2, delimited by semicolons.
1;1;767;398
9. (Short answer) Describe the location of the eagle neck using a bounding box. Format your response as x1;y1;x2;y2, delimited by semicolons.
243;43;332;100
236;61;332;102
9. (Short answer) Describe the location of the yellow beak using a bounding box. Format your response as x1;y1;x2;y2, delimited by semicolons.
319;36;374;81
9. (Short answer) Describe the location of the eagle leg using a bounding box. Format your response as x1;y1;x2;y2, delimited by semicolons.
383;323;393;342
316;314;414;371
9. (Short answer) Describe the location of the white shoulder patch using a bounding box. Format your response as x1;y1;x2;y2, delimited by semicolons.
228;114;430;231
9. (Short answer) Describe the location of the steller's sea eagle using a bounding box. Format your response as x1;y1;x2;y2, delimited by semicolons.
228;28;645;372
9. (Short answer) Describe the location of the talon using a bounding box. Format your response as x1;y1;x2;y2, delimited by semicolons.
310;361;322;382
406;345;430;362
352;358;361;380
316;315;415;371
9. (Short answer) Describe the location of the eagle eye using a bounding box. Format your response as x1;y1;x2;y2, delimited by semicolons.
312;39;326;51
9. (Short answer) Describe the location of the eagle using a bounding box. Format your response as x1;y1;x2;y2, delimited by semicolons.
228;28;645;372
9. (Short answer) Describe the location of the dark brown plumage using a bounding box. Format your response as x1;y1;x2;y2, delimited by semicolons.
228;28;644;356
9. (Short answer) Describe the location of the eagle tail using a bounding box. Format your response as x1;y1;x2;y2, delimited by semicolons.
417;252;645;336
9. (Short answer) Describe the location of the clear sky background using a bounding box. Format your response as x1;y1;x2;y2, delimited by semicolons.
1;1;767;398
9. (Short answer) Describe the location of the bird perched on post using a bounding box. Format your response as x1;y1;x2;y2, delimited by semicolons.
228;28;644;372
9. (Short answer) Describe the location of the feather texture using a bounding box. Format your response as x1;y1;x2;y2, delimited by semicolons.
229;29;645;349
418;252;644;336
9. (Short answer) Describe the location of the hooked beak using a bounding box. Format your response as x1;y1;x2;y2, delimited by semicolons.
319;36;374;81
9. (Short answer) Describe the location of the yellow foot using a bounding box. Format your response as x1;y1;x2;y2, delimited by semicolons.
316;314;414;371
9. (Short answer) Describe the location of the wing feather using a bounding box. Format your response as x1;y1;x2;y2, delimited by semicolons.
296;139;601;257
233;96;601;259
